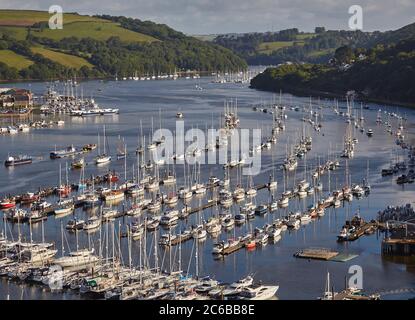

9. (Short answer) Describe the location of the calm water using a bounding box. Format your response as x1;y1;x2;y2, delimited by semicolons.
1;77;415;300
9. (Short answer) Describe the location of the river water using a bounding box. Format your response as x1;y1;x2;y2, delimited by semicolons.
0;76;414;300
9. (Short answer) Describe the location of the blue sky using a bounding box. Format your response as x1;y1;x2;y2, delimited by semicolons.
2;0;415;34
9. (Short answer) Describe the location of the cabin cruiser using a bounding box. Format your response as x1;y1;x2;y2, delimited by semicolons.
95;154;112;165
235;213;246;224
194;277;220;294
255;232;269;245
255;205;268;216
83;192;99;207
101;208;118;221
4;155;32;167
238;284;279;300
215;276;254;297
221;216;235;229
50;145;78;159
160;210;179;226
192;228;207;240
211;238;241;256
286;216;300;228
278;196;289;208
207;223;221;234
66;218;85;230
159;234;178;246
83;216;101;231
54;200;74;216
146;217;161;231
267;226;282;238
54;249;98;268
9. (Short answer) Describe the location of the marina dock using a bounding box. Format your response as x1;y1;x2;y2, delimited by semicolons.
294;248;359;262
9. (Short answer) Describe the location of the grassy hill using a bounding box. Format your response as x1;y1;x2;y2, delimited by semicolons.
0;49;33;69
214;29;377;65
257;40;305;54
0;9;105;26
0;9;247;80
0;10;157;43
30;21;157;42
250;38;415;106
30;46;93;69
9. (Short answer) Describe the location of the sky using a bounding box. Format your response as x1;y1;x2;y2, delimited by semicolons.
1;0;415;34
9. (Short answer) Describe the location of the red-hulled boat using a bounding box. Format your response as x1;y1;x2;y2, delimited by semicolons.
56;185;72;197
20;193;39;204
245;239;256;250
0;198;16;209
105;172;119;183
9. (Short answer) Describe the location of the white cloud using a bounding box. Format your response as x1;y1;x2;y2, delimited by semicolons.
0;0;414;34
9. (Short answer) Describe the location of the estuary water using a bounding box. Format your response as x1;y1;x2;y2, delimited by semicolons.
0;76;414;300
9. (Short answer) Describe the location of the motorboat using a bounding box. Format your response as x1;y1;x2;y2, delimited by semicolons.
83;216;101;231
238;284;279;300
101;208;118;221
160;210;179;226
54;200;74;216
66;218;85;230
54;249;98;268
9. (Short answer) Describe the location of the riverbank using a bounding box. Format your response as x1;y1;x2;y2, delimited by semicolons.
249;84;415;110
0;71;218;85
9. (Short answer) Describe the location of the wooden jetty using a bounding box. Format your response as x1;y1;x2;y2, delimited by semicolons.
382;238;415;256
332;290;379;300
340;221;378;242
169;233;193;246
222;242;244;255
294;248;339;261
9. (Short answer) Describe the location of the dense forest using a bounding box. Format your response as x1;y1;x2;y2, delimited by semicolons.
250;39;415;105
214;28;382;65
0;11;247;81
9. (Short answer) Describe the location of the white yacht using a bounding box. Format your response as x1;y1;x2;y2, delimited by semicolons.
54;249;99;268
238;284;279;300
83;216;101;231
21;247;58;264
220;276;254;297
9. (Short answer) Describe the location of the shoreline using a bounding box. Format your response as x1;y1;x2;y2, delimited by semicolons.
249;85;415;110
0;71;221;85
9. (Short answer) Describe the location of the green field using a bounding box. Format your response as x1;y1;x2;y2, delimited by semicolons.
31;21;157;42
0;26;27;40
0;49;33;69
257;41;305;54
0;9;105;26
0;10;157;43
193;34;218;41
307;49;334;58
31;46;93;69
295;33;316;40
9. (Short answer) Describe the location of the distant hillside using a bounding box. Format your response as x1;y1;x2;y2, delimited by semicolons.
213;28;380;65
0;10;247;80
367;22;415;46
250;39;415;107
